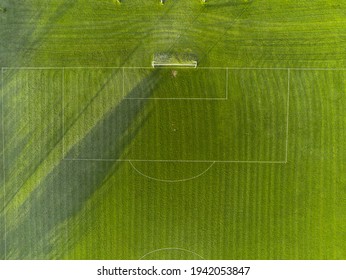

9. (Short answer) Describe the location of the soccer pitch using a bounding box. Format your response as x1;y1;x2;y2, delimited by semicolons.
0;0;345;260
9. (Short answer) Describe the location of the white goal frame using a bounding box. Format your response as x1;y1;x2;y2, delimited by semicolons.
151;61;198;68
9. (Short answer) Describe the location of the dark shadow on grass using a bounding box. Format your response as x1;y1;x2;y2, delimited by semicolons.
66;70;161;159
5;70;161;259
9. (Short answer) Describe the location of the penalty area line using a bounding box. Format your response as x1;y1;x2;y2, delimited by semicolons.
285;68;290;163
63;158;287;164
1;67;7;260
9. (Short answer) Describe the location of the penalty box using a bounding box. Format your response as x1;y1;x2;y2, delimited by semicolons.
60;68;289;162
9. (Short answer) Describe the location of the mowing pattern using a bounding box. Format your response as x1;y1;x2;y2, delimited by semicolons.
0;0;345;259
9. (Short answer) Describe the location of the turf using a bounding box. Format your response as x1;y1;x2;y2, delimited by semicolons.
0;0;345;259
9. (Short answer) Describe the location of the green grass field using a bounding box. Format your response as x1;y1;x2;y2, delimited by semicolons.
0;0;345;259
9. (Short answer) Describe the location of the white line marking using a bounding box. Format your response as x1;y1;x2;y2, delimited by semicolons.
285;68;290;163
152;62;197;68
122;67;125;98
63;158;286;163
289;68;346;71
1;68;6;260
10;66;343;164
123;68;229;100
139;247;205;260
3;67;345;71
62;68;65;158
129;161;215;182
2;67;66;70
124;97;227;100
226;67;229;100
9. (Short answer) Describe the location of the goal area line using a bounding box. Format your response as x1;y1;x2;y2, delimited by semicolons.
123;66;228;100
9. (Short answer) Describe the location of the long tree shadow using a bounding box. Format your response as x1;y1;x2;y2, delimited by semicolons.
5;70;161;259
1;0;194;259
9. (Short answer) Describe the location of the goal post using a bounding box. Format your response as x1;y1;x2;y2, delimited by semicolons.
152;53;198;68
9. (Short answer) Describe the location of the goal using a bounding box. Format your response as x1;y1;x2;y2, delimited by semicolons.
152;53;198;68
